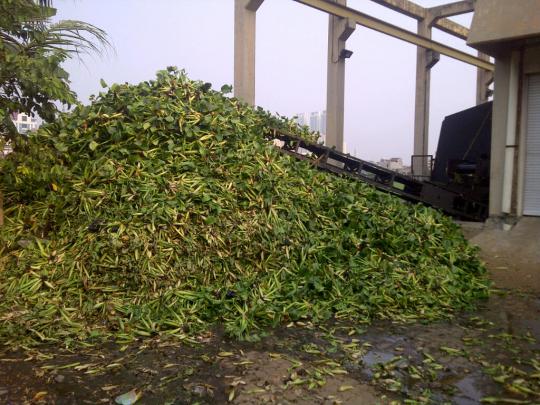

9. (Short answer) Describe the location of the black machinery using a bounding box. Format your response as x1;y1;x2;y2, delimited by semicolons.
431;101;492;210
266;102;492;222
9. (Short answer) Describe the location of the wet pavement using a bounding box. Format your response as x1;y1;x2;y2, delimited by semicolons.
0;291;539;404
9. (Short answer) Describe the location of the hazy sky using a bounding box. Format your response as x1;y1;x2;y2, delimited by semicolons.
55;0;480;162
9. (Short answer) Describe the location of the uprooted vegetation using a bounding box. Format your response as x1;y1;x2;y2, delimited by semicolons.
0;68;489;347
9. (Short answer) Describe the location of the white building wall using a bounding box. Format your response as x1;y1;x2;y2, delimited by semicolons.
12;113;39;134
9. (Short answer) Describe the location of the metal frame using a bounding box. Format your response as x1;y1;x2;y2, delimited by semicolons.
267;129;488;221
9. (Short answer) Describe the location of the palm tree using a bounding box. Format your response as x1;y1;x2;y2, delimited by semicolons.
0;0;110;135
0;0;111;225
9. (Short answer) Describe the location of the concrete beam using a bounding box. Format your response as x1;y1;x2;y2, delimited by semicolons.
368;0;426;20
234;0;264;105
428;1;474;21
476;52;493;104
426;49;440;69
339;17;356;41
293;0;494;71
368;0;470;40
329;17;356;61
413;19;432;178
326;0;352;151
246;0;264;12
434;15;469;40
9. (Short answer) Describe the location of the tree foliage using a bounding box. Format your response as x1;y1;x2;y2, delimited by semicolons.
0;0;110;141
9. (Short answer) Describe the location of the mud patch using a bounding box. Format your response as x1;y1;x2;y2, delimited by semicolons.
219;351;380;404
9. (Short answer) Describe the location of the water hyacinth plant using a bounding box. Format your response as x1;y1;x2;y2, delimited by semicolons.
0;68;489;347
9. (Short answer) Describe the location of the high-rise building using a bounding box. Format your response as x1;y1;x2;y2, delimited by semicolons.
320;111;326;136
294;110;326;144
310;112;320;133
293;112;310;127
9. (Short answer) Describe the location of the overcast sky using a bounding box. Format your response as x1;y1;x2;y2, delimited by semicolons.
55;0;480;162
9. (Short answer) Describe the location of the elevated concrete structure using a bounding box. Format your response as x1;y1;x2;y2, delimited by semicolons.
234;0;264;104
412;1;474;178
326;0;355;151
369;0;469;39
234;0;492;164
468;0;540;222
468;0;540;56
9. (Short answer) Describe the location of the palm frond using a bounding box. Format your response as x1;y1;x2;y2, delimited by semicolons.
46;20;111;56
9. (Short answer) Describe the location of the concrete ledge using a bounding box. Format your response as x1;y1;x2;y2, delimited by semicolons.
466;217;540;292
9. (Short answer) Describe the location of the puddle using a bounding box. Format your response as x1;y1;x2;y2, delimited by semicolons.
452;371;489;404
361;348;398;378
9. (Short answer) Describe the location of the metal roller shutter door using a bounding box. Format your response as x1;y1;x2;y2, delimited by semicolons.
524;75;540;216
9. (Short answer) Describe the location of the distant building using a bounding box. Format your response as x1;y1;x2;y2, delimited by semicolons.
2;112;38;157
320;111;326;137
378;157;411;175
309;112;320;132
294;110;327;143
294;112;310;127
1;143;13;158
11;112;39;134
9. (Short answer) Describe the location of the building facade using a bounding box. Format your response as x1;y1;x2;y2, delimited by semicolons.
377;157;411;175
11;112;39;134
468;0;540;223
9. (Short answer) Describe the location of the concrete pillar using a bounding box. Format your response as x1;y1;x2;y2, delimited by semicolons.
234;0;264;105
412;18;433;178
325;0;355;151
489;56;511;217
501;51;520;215
476;52;493;104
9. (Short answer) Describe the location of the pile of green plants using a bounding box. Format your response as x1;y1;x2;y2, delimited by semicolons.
0;68;489;347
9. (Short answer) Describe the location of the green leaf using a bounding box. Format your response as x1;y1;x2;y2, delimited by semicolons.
204;216;217;225
220;84;232;94
89;141;98;151
100;78;108;88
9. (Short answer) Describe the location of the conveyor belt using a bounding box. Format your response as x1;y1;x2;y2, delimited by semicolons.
266;129;488;221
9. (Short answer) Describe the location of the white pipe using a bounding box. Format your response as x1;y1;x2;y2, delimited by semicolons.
502;51;520;214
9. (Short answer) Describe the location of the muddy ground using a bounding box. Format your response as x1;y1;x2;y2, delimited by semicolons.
1;230;539;405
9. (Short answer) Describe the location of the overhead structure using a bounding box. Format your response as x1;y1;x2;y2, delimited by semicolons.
368;0;468;39
233;0;494;165
292;0;491;70
413;1;475;178
368;0;493;103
